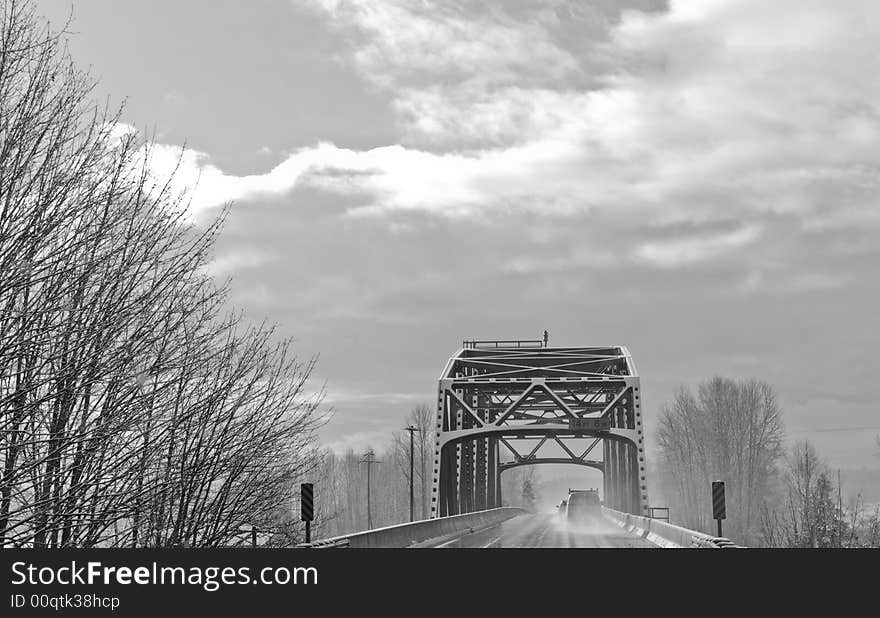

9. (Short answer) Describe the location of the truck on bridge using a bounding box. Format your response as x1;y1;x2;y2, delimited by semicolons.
566;488;602;520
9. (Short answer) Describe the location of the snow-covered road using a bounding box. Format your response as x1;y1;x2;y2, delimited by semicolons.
423;512;657;548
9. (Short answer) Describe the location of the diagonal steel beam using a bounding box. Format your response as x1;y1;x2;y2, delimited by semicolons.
579;438;601;460
554;436;579;460
499;437;523;461
446;388;485;428
525;436;548;460
599;386;630;418
535;384;578;419
494;383;539;425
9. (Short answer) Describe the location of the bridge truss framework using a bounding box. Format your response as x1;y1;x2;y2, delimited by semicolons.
429;343;649;518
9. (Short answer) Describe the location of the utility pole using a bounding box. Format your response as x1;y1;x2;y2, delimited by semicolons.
838;469;842;548
404;425;422;522
361;449;381;529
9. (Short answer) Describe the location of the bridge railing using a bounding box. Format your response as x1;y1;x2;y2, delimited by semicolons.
461;339;544;349
295;507;527;548
602;507;744;548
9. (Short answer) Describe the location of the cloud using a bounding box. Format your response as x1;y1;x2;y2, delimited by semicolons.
321;430;394;455
633;224;763;268
141;141;340;212
305;0;585;89
203;250;274;277
138;0;878;251
322;389;427;406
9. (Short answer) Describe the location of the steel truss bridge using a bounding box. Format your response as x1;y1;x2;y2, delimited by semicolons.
301;339;740;548
429;340;648;519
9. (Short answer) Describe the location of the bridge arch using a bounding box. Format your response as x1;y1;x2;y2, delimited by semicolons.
498;459;604;474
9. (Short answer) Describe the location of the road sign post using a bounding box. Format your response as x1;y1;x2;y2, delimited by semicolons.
711;480;726;537
301;482;314;543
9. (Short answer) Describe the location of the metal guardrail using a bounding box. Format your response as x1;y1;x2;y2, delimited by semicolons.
601;507;745;548
296;507;744;549
295;507;528;549
295;538;350;549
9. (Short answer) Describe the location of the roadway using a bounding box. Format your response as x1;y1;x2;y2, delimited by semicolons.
424;512;658;548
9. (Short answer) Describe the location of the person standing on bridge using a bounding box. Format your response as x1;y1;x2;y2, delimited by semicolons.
543;330;549;347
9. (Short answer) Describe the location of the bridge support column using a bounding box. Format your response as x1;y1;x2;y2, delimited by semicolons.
634;385;649;515
602;441;607;507
472;396;485;511
461;440;474;514
487;435;497;508
604;440;616;511
455;408;463;514
441;443;457;516
430;386;444;518
623;441;634;514
475;436;486;511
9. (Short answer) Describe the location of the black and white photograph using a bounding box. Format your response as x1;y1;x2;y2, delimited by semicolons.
1;0;879;611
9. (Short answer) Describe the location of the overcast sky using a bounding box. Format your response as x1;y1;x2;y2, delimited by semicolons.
37;0;880;468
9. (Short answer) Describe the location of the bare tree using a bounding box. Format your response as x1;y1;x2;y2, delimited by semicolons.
390;403;433;519
0;0;325;547
315;403;434;536
760;440;846;548
500;462;538;509
655;377;785;544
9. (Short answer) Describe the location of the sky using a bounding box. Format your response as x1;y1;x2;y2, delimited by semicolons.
35;0;880;469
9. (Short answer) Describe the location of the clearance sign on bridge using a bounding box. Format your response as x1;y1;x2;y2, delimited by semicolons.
568;417;612;432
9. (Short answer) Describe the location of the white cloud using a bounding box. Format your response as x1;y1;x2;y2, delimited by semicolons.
142;142;344;212
321;430;393;455
633;224;763;268
306;0;581;89
321;389;426;406
203;250;273;277
136;0;880;280
505;248;620;274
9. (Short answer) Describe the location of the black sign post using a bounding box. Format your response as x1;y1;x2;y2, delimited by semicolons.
301;482;314;543
711;480;726;537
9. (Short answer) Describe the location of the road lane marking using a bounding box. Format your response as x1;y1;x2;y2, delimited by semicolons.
481;536;502;548
434;538;461;548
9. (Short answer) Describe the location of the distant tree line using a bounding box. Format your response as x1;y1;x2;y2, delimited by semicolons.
315;405;433;537
655;376;880;547
0;0;323;547
313;404;541;537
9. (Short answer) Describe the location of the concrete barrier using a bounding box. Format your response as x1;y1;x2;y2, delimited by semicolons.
602;507;743;548
298;507;528;548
